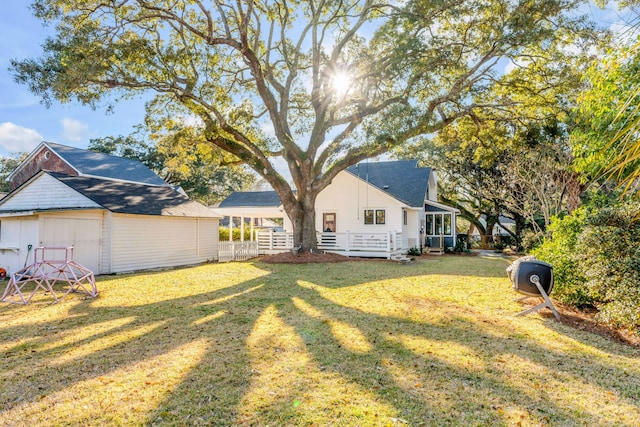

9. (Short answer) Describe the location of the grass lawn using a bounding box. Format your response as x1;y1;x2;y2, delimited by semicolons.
1;255;639;426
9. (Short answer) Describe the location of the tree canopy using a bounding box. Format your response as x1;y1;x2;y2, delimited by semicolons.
12;0;602;250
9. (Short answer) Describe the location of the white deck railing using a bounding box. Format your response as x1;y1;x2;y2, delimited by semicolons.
255;231;404;259
256;231;295;254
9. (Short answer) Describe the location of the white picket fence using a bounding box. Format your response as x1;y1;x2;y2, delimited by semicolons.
218;241;259;262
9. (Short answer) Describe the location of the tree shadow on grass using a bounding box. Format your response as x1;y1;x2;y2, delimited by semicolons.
0;258;638;426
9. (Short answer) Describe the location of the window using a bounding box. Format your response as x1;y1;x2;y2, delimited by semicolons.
424;213;453;236
403;210;407;226
425;215;433;235
364;209;385;225
435;215;442;234
364;209;374;224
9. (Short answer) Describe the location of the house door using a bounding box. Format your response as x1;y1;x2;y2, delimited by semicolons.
323;213;336;232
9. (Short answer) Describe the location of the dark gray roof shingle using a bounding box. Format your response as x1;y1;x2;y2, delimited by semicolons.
346;160;430;207
47;142;168;186
51;172;218;217
219;191;283;207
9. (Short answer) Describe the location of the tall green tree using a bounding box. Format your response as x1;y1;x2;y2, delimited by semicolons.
12;0;601;251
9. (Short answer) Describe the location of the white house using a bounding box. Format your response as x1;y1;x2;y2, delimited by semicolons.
468;215;517;244
215;160;459;258
0;142;219;275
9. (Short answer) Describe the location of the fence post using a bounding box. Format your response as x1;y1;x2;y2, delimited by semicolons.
269;229;274;251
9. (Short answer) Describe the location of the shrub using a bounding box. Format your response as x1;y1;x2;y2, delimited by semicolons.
533;209;592;307
521;229;544;253
534;200;640;333
219;227;253;241
453;234;471;254
407;246;422;256
574;202;640;330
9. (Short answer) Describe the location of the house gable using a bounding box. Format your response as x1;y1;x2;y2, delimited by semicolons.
0;172;101;212
8;142;78;190
315;169;408;233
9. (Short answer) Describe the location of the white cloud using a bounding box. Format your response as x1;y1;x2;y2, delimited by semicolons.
61;117;89;142
0;122;43;153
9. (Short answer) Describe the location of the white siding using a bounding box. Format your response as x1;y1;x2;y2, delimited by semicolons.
111;215;217;273
0;174;100;211
316;172;405;235
0;216;39;275
197;218;219;261
405;209;421;248
100;211;113;274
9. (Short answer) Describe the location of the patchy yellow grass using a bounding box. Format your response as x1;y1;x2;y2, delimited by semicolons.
1;256;639;426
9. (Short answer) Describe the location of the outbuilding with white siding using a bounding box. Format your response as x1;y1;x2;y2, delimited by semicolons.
0;143;220;275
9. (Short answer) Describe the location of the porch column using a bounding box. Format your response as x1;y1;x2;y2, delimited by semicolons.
240;215;245;242
229;216;233;241
250;218;255;242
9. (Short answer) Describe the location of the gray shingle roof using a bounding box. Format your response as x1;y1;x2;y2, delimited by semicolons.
346;160;430;207
219;191;283;208
47;142;168;186
51;172;218;217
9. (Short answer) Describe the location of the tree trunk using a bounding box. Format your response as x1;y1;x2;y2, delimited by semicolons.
484;215;498;249
288;192;319;253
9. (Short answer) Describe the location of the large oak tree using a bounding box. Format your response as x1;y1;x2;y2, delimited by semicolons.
12;0;599;251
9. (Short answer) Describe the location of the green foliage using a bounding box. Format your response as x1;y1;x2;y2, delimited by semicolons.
453;239;469;254
0;153;28;192
575;203;640;330
407;246;422;256
533;209;591;307
520;229;544;253
572;35;640;197
218;227;253;242
534;200;640;332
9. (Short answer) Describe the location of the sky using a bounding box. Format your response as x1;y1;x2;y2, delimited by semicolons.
0;4;149;157
0;2;631;159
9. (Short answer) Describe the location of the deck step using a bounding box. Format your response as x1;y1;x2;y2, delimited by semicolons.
390;254;412;263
